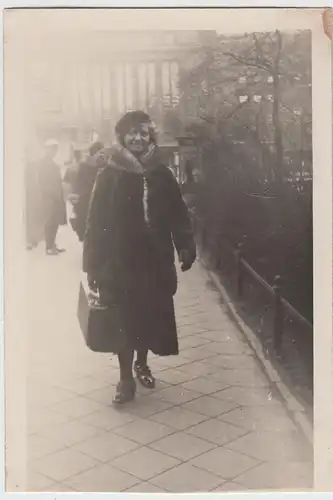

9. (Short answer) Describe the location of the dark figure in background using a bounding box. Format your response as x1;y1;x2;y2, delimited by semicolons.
25;159;43;250
83;111;196;404
181;160;200;214
63;149;82;197
38;139;67;255
71;142;105;242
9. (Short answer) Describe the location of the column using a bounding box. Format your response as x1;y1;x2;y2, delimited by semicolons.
168;61;173;103
132;63;138;109
122;63;128;110
145;62;150;111
155;61;163;103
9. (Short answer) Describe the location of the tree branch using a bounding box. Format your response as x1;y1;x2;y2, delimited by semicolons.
222;51;272;72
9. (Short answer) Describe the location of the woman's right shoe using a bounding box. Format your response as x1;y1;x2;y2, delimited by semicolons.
112;379;136;405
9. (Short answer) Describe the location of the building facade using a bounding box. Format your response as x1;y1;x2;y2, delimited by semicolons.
24;30;213;146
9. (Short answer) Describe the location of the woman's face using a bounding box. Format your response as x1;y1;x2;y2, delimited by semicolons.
123;123;150;156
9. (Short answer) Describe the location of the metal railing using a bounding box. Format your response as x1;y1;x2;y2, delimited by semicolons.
195;217;313;356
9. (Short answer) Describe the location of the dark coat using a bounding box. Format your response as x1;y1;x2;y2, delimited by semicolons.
38;157;67;227
25;161;43;244
73;159;100;242
83;144;196;355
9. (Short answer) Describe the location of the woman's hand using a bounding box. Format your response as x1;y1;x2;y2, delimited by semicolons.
179;249;196;272
87;276;98;293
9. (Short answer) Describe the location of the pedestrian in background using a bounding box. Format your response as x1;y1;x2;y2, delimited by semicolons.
38;139;67;255
25;158;43;250
63;149;82;200
82;111;196;405
70;141;105;242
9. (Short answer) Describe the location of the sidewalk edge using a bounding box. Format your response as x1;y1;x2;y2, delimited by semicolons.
199;258;313;447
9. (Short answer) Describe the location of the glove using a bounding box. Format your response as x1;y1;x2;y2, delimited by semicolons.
179;249;195;272
87;276;98;293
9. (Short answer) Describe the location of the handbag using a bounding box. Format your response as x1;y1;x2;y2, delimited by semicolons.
77;274;127;353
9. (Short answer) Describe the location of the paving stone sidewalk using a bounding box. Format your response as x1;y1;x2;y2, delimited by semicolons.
17;228;312;492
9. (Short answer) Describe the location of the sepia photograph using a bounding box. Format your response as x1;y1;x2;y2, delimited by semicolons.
3;7;331;494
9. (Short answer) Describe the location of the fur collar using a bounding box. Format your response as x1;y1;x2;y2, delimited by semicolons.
105;143;160;175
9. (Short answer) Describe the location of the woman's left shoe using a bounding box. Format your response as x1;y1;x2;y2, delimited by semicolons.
112;379;136;405
134;362;156;389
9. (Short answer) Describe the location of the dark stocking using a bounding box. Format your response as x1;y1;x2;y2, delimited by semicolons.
118;349;134;381
136;349;148;367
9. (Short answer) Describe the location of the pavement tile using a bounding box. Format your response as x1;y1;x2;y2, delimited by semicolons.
209;366;268;384
149;386;202;405
179;335;211;349
189;446;259;480
211;482;248;491
125;482;167;492
23;471;56;492
234;461;313;490
177;324;209;337
79;407;138;431
40;483;77;492
204;354;260;371
200;329;244;342
111;446;180;481
177;361;218;377
186;418;248;445
122;395;172;418
181;395;238;417
150;462;223;492
149;406;208;430
32;448;99;483
38;420;103;447
181;346;218;362
180;377;230;395
202;341;253;356
227;430;312;462
84;386;120;405
155;368;198;385
50;395;106;419
64;463;139;492
113;417;175;445
149;431;216;460
53;375;112;395
72;430;139;462
151;355;193;369
27;386;77;408
210;369;270;388
27;434;67;460
213;386;283;407
27;408;70;434
219;406;298;432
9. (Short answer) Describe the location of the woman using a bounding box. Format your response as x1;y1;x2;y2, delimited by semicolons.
83;111;196;405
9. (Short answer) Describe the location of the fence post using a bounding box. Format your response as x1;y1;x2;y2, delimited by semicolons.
273;275;283;355
235;243;244;297
214;232;222;269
